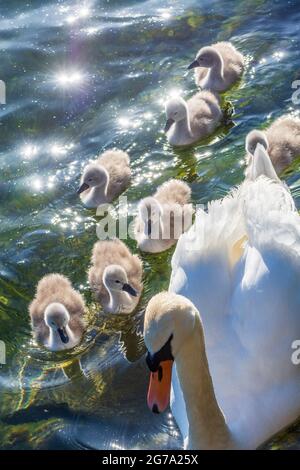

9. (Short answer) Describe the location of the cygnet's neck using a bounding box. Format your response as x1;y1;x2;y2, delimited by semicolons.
175;314;234;449
144;214;164;239
208;50;224;80
104;283;133;314
170;114;193;145
89;179;109;205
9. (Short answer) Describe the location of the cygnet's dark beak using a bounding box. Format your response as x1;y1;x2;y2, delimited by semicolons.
77;182;89;195
57;327;69;344
122;283;138;297
147;219;152;236
187;59;200;70
164;118;175;133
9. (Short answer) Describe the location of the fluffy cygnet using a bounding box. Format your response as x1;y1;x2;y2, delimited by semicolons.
188;42;244;92
134;179;193;253
29;274;86;351
245;116;300;176
78;149;131;208
88;239;143;314
165;91;222;146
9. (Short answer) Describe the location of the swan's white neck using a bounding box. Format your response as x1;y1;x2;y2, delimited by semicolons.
48;325;75;351
175;315;234;449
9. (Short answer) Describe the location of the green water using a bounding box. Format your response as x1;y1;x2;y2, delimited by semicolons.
0;0;299;449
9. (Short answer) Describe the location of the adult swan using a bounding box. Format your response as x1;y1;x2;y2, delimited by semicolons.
144;145;300;449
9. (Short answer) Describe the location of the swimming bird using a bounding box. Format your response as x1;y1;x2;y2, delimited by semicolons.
88;239;143;314
165;91;222;146
29;274;86;351
188;42;244;92
245;116;300;176
134;179;193;253
144;150;300;449
78;149;131;208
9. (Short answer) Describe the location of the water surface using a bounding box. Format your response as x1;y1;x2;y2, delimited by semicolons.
0;0;299;450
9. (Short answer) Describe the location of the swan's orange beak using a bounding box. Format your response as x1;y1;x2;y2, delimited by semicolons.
147;360;173;414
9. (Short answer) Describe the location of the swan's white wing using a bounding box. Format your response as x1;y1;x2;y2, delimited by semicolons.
229;177;300;441
232;176;299;361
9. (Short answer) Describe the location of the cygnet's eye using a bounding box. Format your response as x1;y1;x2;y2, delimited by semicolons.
88;178;93;182
115;280;121;284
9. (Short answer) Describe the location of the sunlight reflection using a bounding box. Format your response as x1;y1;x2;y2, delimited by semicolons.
65;4;91;24
158;88;183;107
32;178;42;191
118;117;130;128
118;116;142;129
169;88;183;98
111;442;124;450
158;9;172;20
21;144;39;160
51;207;94;232
272;51;284;61
78;7;90;18
66;15;77;24
55;71;84;88
50;142;74;159
83;26;99;36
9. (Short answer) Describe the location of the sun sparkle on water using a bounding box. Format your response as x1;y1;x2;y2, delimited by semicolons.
54;71;85;88
21;144;39;160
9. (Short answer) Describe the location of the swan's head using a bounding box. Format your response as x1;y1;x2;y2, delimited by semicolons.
164;97;188;132
77;163;109;194
103;264;138;297
144;292;197;413
245;130;269;156
44;302;70;344
188;46;222;70
138;197;163;236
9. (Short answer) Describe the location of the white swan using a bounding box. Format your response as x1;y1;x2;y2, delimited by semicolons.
245;116;300;176
29;274;86;351
134;179;193;253
88;239;143;313
165;91;222;146
78;149;131;208
144;146;300;449
188;42;244;92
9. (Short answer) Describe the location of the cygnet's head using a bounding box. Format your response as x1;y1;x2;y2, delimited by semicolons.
44;302;70;344
188;46;222;70
138;197;163;236
103;265;138;297
164;97;188;132
77;163;109;195
144;292;197;413
245;129;269;156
